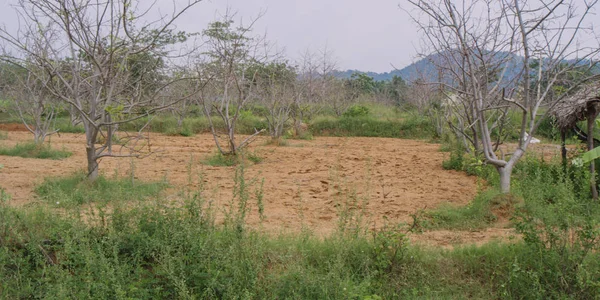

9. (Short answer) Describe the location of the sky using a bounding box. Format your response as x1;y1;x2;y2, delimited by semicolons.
0;0;421;73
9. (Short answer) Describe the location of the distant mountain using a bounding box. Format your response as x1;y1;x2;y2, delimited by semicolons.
335;52;599;84
333;54;452;82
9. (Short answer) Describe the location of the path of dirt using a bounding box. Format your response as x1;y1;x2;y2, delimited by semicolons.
0;129;519;246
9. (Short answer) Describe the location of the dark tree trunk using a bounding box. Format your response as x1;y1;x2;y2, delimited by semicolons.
561;129;567;172
587;110;598;200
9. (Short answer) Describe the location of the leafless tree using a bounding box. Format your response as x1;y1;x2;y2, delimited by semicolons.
251;61;297;143
0;0;204;181
407;0;600;193
290;47;337;135
6;65;60;144
198;11;271;156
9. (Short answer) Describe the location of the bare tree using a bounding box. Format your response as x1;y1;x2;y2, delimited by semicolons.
252;61;297;143
198;12;271;156
6;65;60;144
0;0;204;181
407;0;600;193
290;47;337;135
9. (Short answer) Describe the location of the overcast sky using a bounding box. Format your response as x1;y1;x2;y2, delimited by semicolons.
0;0;420;73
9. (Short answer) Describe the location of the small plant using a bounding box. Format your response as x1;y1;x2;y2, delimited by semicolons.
0;131;7;140
372;224;408;272
246;151;263;164
0;142;71;160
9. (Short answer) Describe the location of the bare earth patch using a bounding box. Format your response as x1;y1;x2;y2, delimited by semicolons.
0;129;518;246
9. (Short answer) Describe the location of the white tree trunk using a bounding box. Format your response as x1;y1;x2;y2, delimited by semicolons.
498;165;513;194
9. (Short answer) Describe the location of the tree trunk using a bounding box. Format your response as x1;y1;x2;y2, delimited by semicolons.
34;129;43;145
498;165;513;194
587;113;598;200
177;115;184;129
86;145;99;181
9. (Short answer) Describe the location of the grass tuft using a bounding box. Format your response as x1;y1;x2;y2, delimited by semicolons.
202;152;238;167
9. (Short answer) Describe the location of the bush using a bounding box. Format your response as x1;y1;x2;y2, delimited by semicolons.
342;105;370;118
0;201;496;299
0;142;71;160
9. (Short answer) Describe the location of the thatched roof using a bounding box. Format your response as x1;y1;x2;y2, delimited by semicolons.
551;81;600;130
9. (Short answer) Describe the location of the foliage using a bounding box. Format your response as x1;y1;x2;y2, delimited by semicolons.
342;105;370;118
0;142;71;160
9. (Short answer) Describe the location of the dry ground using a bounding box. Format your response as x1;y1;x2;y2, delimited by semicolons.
0;128;519;247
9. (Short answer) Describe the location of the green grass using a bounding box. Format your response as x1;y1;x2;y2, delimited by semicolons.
0;192;598;299
0;142;71;160
425;190;508;230
437;140;600;228
119;115;268;136
1;143;599;298
0;131;7;140
35;173;168;207
203;152;239;167
53;118;86;133
310;114;433;139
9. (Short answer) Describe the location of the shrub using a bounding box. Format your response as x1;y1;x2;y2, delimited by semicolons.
342;105;370;118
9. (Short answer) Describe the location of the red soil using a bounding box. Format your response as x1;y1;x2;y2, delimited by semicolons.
0;129;520;246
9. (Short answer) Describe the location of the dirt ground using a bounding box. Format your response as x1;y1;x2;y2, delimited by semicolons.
0;129;521;247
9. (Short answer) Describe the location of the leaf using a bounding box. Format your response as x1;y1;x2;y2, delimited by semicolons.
576;146;600;165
